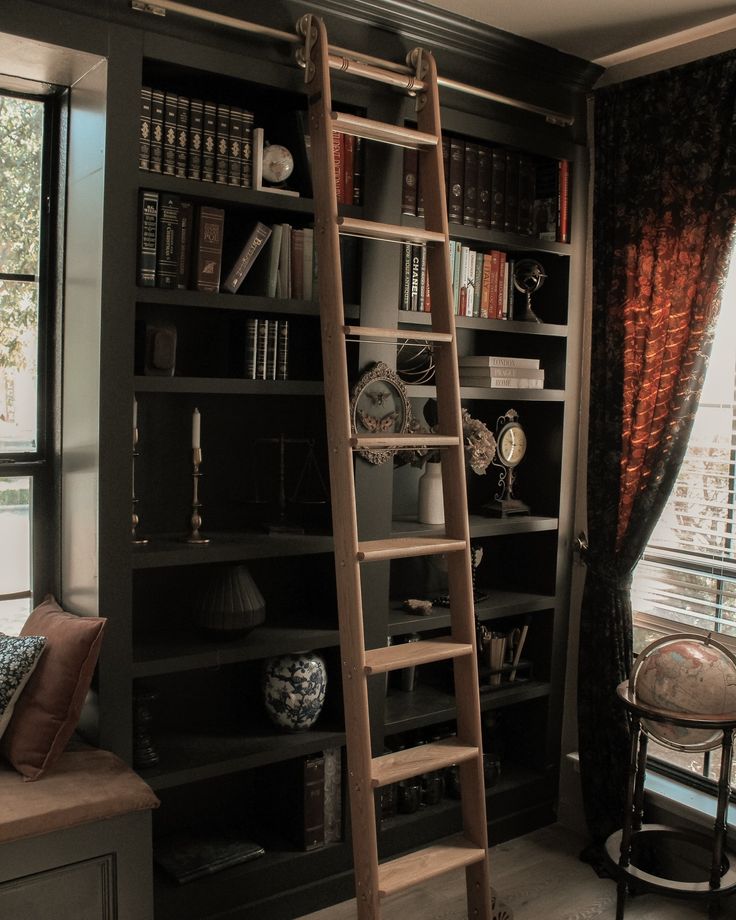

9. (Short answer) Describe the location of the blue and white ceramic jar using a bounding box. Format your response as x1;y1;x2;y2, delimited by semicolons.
262;651;327;731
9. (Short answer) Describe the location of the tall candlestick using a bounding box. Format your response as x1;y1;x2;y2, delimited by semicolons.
133;397;138;433
192;408;201;449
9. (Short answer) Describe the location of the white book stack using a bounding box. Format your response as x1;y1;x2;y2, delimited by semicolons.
458;354;544;390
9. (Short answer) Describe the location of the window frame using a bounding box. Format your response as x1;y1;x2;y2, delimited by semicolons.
0;86;64;612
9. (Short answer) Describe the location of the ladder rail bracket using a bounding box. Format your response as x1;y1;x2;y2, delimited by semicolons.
297;13;317;83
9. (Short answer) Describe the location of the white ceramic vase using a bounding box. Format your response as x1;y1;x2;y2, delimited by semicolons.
417;461;444;525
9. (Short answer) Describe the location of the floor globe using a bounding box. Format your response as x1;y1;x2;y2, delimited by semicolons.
630;633;736;751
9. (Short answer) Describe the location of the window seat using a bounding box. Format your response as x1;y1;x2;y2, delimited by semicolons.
0;746;159;920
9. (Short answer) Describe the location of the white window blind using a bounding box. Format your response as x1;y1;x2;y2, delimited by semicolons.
632;258;736;646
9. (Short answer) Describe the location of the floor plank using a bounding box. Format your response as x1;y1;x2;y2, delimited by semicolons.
298;824;715;920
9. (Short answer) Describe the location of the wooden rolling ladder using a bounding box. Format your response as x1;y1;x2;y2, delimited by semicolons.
299;14;493;920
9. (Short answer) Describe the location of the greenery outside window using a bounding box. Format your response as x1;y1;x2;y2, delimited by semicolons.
631;254;736;790
0;90;60;636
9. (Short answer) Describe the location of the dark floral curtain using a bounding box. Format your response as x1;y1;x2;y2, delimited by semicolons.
579;51;736;849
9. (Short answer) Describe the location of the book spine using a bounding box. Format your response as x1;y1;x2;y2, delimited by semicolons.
462;141;478;226
291;229;304;301
137;190;158;287
458;355;540;368
452;240;462;313
517;154;535;236
301;754;325;851
343;133;355;206
441;136;450;208
150;89;164;174
473;248;484;317
464;249;476;317
488;250;500;318
490;149;506;231
497;252;508;319
267;319;278;381
401;244;411;311
222;222;272;294
476;144;491;228
506;258;515;319
187;99;203;181
503;151;519;234
242;111;254;189
458;246;469;317
352;136;363;205
302;228;313;301
245;317;258;379
423;261;431;313
228;106;243;187
177;200;193;290
175;95;189;179
277;319;289;380
156;193;181;289
333;131;344;203
401;147;418;216
323;747;342;845
139;86;152;171
215;103;230;185
163;92;178;177
448;137;464;224
194;204;225;292
480;253;492;318
418;246;427;314
202;102;216;183
465;377;544;389
409;245;421;310
256;319;269;380
557;159;571;243
460;366;545;380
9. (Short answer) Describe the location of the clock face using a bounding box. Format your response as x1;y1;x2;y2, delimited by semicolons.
497;421;526;468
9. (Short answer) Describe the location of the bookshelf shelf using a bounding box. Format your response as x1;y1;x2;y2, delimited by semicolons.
391;515;559;539
401;214;572;254
387;590;555;637
132;532;335;569
136;287;361;320
132;626;341;677
140;726;347;791
398;310;567;337
383;680;551;733
133;376;325;395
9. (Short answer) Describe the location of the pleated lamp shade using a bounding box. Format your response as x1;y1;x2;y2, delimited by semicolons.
196;564;266;636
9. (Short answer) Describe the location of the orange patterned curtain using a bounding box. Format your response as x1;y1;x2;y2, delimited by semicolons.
578;51;736;853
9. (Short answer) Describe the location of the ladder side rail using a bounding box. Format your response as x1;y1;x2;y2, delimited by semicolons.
304;16;381;919
415;49;494;920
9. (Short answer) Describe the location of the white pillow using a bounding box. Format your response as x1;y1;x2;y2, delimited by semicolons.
0;634;46;741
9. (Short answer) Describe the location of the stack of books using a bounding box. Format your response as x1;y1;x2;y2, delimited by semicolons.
458;355;544;390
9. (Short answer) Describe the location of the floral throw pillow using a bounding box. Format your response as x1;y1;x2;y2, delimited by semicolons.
0;634;46;742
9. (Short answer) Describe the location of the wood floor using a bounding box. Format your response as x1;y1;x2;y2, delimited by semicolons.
299;824;723;920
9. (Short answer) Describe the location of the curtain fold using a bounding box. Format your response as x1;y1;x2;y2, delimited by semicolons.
579;50;736;848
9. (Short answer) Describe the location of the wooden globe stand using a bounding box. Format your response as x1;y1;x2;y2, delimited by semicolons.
605;681;736;919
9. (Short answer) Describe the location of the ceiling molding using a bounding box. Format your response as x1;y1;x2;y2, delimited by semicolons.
308;0;602;93
594;11;736;68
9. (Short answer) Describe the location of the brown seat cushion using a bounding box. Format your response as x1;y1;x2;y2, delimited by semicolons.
1;596;106;780
0;748;159;844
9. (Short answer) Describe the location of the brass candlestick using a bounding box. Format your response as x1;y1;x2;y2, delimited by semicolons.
131;427;149;545
184;447;210;544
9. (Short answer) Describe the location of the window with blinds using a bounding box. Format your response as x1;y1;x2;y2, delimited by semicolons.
631;257;736;786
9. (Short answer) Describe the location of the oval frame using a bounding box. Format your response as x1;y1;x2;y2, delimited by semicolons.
350;361;413;465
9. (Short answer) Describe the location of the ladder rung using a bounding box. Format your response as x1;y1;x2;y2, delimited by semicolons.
378;834;487;898
338;217;445;245
364;638;472;675
370;738;479;788
331;111;438;149
343;325;453;343
351;434;459;450
357;536;466;562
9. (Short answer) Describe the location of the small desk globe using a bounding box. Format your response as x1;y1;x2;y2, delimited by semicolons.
630;633;736;752
262;143;294;184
